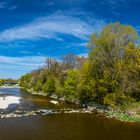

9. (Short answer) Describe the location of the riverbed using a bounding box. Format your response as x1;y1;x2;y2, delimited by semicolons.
0;87;140;140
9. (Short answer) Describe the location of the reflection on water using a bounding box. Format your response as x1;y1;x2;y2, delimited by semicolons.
0;88;140;140
0;88;20;96
0;88;80;112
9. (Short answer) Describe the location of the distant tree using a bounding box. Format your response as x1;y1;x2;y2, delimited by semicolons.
0;79;5;86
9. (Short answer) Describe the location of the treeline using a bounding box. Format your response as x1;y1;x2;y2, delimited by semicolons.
20;54;86;101
0;79;18;86
20;23;140;109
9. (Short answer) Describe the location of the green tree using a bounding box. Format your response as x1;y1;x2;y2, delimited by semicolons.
88;22;139;105
64;70;79;102
78;61;96;104
43;75;56;94
34;80;43;92
0;79;5;86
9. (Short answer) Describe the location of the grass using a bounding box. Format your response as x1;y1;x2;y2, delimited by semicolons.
107;111;140;123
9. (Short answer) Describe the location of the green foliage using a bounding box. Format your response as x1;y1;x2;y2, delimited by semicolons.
78;62;96;103
19;22;140;110
0;79;18;86
104;93;135;109
0;79;5;86
55;79;64;97
87;22;140;106
64;70;79;102
34;80;43;92
20;73;33;89
43;75;56;94
107;111;140;123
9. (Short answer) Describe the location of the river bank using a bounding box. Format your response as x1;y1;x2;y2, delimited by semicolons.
0;85;20;88
19;87;140;123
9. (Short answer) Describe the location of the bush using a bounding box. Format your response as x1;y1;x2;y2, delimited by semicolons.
43;76;56;94
104;92;135;109
64;70;79;102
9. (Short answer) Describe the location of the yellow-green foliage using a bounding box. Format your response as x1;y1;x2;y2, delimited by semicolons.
43;75;56;94
20;22;140;109
64;70;79;102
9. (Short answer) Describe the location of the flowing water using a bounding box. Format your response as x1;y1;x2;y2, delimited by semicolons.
0;87;140;140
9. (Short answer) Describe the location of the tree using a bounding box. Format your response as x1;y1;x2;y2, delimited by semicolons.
0;79;5;86
43;75;56;94
88;22;139;105
19;22;140;110
34;80;43;92
64;70;79;102
78;61;96;104
62;54;78;69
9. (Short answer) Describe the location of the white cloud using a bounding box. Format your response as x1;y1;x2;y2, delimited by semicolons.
78;53;88;57
8;5;18;10
0;1;7;8
20;50;32;54
103;0;126;8
0;1;17;10
0;55;47;78
0;55;46;67
135;26;140;31
0;13;106;41
101;0;134;14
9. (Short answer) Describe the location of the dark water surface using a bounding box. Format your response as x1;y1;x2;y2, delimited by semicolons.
0;88;140;140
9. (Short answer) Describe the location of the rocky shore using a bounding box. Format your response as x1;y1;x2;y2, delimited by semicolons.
0;108;93;119
20;88;140;123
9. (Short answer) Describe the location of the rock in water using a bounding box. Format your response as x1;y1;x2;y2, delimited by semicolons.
50;100;58;105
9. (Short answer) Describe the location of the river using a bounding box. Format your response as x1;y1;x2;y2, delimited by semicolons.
0;87;140;140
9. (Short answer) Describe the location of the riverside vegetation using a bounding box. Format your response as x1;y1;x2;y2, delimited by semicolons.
19;22;140;122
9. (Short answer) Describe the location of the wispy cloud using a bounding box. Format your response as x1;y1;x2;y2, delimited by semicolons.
8;5;18;10
0;13;106;41
19;50;32;55
78;53;88;57
0;55;46;78
135;26;140;31
0;1;8;9
101;0;134;14
102;0;126;8
0;1;17;10
0;55;46;67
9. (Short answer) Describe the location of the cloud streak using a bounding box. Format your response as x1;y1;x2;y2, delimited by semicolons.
101;0;135;14
102;0;127;8
0;13;106;41
0;55;46;67
0;55;46;78
0;1;17;10
0;1;7;8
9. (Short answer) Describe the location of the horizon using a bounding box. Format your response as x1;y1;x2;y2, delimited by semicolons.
0;0;140;78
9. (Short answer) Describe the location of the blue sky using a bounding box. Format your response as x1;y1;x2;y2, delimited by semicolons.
0;0;140;79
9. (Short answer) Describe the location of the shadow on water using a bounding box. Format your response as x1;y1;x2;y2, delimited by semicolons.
0;87;80;112
0;88;140;140
0;114;140;140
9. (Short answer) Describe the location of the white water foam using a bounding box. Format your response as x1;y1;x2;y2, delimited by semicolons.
0;96;21;109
